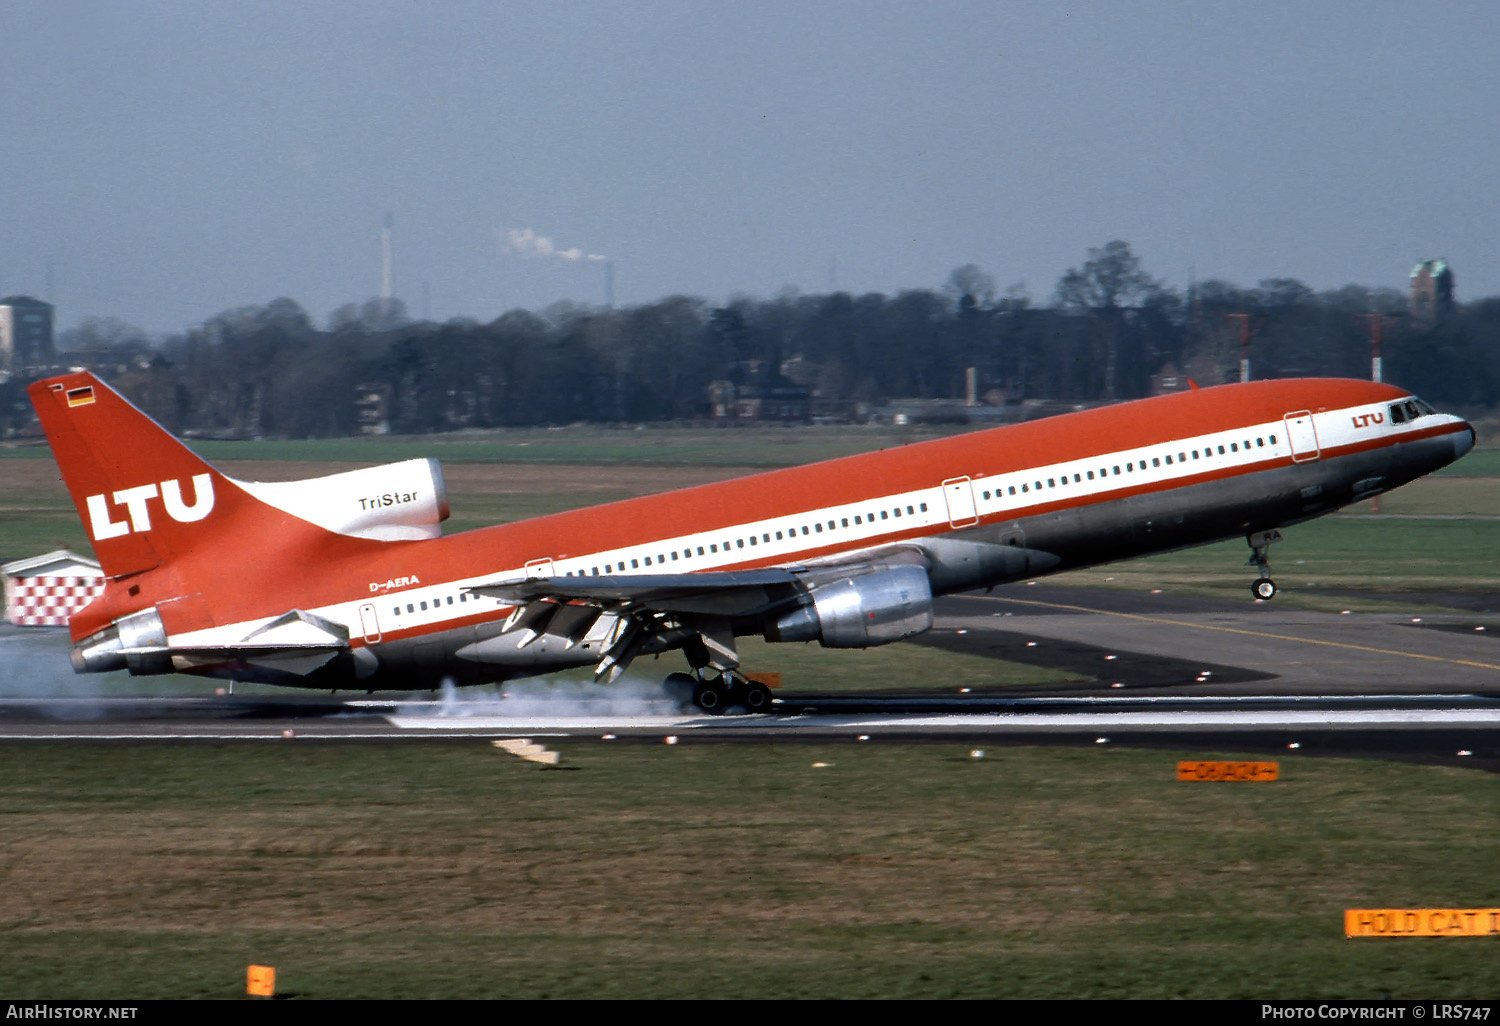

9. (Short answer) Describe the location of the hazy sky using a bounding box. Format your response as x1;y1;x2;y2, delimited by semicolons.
4;1;1498;334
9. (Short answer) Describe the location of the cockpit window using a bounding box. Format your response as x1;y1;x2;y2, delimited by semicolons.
1394;396;1437;423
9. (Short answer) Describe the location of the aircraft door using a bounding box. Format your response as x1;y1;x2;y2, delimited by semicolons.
525;558;555;579
1283;411;1321;462
942;477;980;528
358;602;382;644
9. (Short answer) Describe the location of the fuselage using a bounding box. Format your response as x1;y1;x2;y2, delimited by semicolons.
64;377;1476;689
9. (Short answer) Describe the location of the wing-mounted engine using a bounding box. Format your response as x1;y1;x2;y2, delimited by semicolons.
233;458;450;541
764;565;933;648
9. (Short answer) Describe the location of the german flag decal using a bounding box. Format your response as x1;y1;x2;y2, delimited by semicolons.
65;386;95;407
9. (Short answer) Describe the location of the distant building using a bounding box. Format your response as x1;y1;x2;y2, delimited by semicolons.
1149;362;1191;396
1409;259;1454;330
3;550;103;627
0;296;55;371
708;360;811;423
354;382;392;435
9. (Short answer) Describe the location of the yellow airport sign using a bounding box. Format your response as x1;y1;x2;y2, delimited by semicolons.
1345;909;1500;938
1176;760;1279;781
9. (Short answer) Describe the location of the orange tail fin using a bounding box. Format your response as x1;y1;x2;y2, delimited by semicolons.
28;373;242;579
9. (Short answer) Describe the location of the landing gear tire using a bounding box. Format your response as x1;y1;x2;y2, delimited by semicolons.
663;672;697;707
741;680;773;714
1252;578;1278;601
692;677;731;715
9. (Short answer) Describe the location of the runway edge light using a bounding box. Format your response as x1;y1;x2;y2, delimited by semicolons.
247;965;275;998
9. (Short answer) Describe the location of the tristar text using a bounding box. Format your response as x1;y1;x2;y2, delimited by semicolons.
359;492;420;510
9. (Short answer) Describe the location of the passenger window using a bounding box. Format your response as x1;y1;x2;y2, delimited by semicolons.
644;556;652;566
920;503;928;512
447;596;454;605
893;508;901;517
1165;456;1173;465
1073;474;1081;483
1125;463;1133;472
1113;466;1120;475
1047;479;1055;488
776;530;784;539
1008;486;1016;495
1152;458;1161;467
1230;443;1238;452
420;601;427;611
671;552;679;561
1218;445;1225;455
1256;438;1264;447
1087;471;1094;480
1269;434;1277;444
631;559;639;568
710;545;717;553
737;539;744;549
393;606;400;616
1022;483;1029;493
841;518;849;527
880;511;888;520
815;523;823;532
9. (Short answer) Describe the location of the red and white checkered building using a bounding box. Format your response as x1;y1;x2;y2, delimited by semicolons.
3;550;105;627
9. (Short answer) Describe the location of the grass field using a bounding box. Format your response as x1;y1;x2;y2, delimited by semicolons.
2;742;1498;1000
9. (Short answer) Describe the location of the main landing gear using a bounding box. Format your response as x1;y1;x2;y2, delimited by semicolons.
664;671;774;715
1246;529;1282;601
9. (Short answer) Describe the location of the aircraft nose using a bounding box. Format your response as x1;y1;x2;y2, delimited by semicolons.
1454;423;1476;461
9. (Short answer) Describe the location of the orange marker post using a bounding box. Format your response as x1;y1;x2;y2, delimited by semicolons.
247;965;276;998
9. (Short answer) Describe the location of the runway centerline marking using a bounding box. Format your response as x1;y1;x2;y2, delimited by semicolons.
972;595;1500;672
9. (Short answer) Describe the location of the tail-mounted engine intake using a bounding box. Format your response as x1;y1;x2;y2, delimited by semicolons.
765;565;933;648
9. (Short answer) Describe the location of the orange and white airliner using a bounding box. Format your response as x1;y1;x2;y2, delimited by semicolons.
28;372;1474;712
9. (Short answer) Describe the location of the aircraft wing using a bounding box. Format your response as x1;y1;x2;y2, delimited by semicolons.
467;568;806;616
461;553;929;681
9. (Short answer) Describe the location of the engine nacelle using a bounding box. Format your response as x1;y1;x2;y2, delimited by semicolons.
766;565;934;649
71;606;172;675
235;458;450;541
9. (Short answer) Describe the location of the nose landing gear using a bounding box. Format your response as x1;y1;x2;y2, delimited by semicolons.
1246;529;1282;600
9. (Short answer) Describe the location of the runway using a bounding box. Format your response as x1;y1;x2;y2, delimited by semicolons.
3;584;1499;769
